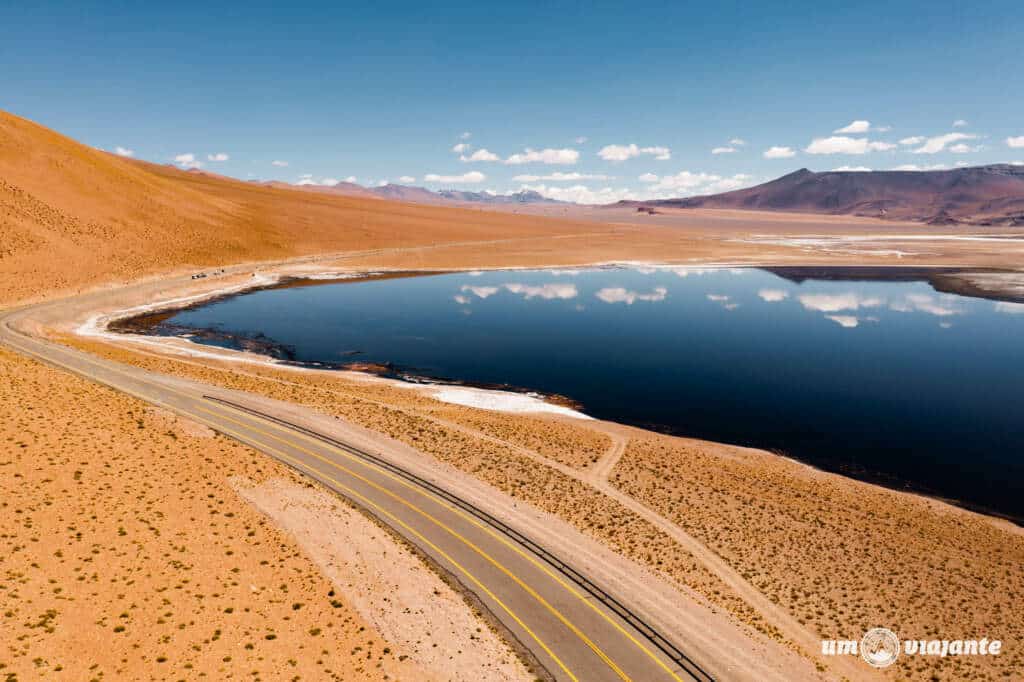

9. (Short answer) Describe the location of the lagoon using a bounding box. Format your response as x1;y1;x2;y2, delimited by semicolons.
140;266;1024;521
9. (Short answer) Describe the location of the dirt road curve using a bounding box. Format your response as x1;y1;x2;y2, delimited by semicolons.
0;303;712;682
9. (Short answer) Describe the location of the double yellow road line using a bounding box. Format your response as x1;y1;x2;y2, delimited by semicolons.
2;331;688;682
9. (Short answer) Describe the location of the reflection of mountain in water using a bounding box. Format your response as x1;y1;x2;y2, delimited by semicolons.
763;266;1024;304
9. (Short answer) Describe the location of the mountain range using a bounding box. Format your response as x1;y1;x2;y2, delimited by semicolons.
265;181;563;206
621;165;1024;225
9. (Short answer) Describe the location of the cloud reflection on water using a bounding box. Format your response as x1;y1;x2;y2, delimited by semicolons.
758;288;789;302
799;292;884;312
889;294;963;317
503;283;579;300
461;285;499;299
827;315;859;328
994;301;1024;315
595;286;668;305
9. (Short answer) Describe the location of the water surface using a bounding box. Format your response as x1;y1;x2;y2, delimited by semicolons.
153;267;1024;521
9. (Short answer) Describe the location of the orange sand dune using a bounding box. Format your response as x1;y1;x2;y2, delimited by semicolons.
0;110;598;305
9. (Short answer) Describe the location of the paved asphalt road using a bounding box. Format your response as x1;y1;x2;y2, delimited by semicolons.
0;304;712;682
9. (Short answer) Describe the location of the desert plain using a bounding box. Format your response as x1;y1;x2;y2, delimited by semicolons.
3;109;1024;681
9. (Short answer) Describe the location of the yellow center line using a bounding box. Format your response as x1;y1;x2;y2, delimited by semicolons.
1;337;595;679
193;415;580;682
202;398;686;682
191;403;632;682
4;333;685;681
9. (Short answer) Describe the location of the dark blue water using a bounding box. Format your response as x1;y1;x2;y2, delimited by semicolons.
163;267;1024;521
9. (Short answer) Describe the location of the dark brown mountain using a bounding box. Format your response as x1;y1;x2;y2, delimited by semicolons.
622;165;1024;225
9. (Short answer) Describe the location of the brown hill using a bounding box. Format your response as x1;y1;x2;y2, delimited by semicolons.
0;110;592;305
625;165;1024;225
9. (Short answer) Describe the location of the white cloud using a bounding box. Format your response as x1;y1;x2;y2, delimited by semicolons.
758;289;789;302
504;148;580;165
642;146;671;160
518;184;640;204
599;145;636;161
804;136;897;155
948;143;981;154
452;142;470;154
453;295;470;305
344;175;357;183
271;160;289;167
826;315;859;328
711;146;736;154
461;148;500;162
952;119;968;128
763;146;796;159
522;170;754;205
575;136;588;144
597;144;671;162
512;172;610;182
174;153;202;169
424;171;486;184
642;171;752;196
114;146;134;157
1006;136;1024;149
398;175;416;183
297;175;341;187
729;138;746;146
834;120;871;134
459;131;472;139
899;136;926;145
504;283;578;300
595;286;667;305
207;152;229;162
891;163;946;171
832;165;872;172
832;120;893;134
799;292;883;312
461;285;499;299
911;132;978;154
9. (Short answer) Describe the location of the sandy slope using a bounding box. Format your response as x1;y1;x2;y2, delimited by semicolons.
0;346;432;680
0;109;601;306
3;110;1024;681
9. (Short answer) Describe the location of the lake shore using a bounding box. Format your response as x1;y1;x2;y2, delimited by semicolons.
10;247;1024;681
87;262;1024;524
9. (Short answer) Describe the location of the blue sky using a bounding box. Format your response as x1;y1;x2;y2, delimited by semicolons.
3;1;1023;202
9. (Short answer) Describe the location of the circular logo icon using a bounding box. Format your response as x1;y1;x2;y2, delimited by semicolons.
860;627;900;668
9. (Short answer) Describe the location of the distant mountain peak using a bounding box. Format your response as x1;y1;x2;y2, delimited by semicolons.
620;164;1024;226
309;182;565;206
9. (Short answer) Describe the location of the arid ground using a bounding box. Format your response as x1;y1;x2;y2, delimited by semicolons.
3;109;1024;681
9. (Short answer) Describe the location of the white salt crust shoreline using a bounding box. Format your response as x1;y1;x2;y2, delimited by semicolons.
72;266;617;419
74;261;1023;420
